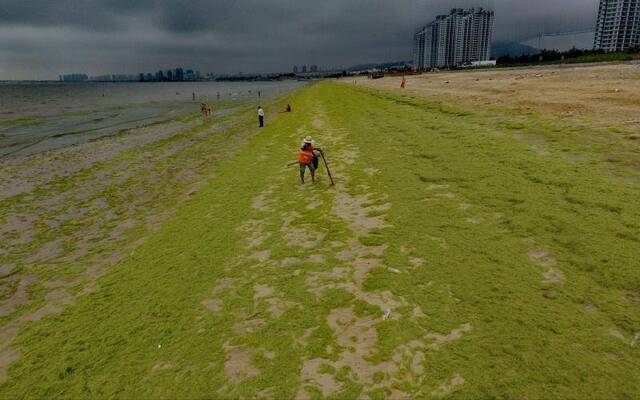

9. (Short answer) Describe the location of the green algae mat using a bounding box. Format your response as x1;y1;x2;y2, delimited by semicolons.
1;82;639;398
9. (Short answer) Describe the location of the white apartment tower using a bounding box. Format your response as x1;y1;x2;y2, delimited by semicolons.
413;28;426;69
594;0;640;52
413;8;494;70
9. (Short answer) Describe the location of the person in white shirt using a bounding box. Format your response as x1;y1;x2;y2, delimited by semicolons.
258;106;265;127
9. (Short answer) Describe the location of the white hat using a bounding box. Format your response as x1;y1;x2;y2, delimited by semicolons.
303;136;313;144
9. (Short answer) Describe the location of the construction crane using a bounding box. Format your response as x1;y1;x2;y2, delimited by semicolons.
520;29;596;49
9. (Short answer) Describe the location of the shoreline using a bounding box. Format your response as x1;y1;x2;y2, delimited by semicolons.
0;81;305;157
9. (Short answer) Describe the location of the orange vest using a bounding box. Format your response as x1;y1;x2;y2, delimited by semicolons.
298;146;314;164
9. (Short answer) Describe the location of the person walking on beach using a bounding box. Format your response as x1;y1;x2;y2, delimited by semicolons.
258;106;265;127
298;136;323;184
401;75;406;89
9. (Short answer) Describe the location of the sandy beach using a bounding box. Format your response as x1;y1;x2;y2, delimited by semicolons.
356;62;640;128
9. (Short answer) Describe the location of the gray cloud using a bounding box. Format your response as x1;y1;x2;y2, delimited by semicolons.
0;0;600;80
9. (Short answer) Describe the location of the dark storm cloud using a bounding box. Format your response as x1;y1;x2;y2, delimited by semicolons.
0;0;138;31
0;0;599;79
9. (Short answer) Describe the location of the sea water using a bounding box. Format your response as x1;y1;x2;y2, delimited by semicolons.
0;80;306;157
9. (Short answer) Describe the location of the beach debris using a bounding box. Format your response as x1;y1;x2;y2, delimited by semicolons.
388;267;401;274
383;309;392;320
534;73;543;78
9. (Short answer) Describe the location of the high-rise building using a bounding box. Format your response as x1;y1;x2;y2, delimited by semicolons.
413;28;426;70
310;65;318;72
175;68;184;81
302;65;307;73
293;65;298;73
594;0;640;52
413;8;494;69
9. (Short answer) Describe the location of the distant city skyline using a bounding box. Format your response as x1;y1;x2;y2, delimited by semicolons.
292;65;319;74
59;67;204;82
0;0;599;80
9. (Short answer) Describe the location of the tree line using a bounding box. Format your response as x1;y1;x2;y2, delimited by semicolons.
497;46;640;66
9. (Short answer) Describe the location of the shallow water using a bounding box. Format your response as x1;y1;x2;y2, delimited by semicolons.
0;80;305;157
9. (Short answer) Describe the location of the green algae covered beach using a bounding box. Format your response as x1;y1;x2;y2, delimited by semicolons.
1;70;639;398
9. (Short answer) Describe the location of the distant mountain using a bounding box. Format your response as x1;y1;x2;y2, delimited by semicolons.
491;41;539;58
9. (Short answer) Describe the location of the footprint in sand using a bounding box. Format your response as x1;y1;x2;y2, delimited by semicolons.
466;216;483;224
543;268;565;284
426;184;449;191
251;189;274;212
609;329;640;347
528;248;565;284
409;257;425;267
432;373;465;397
528;248;557;266
364;167;380;176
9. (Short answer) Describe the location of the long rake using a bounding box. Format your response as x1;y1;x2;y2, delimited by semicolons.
286;152;335;186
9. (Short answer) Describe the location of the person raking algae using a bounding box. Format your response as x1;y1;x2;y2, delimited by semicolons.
298;136;323;185
287;136;335;185
298;136;334;186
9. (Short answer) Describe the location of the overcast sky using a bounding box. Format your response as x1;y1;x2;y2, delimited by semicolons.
0;0;599;80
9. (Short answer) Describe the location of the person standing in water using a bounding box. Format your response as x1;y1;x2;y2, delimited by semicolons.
258;106;265;127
